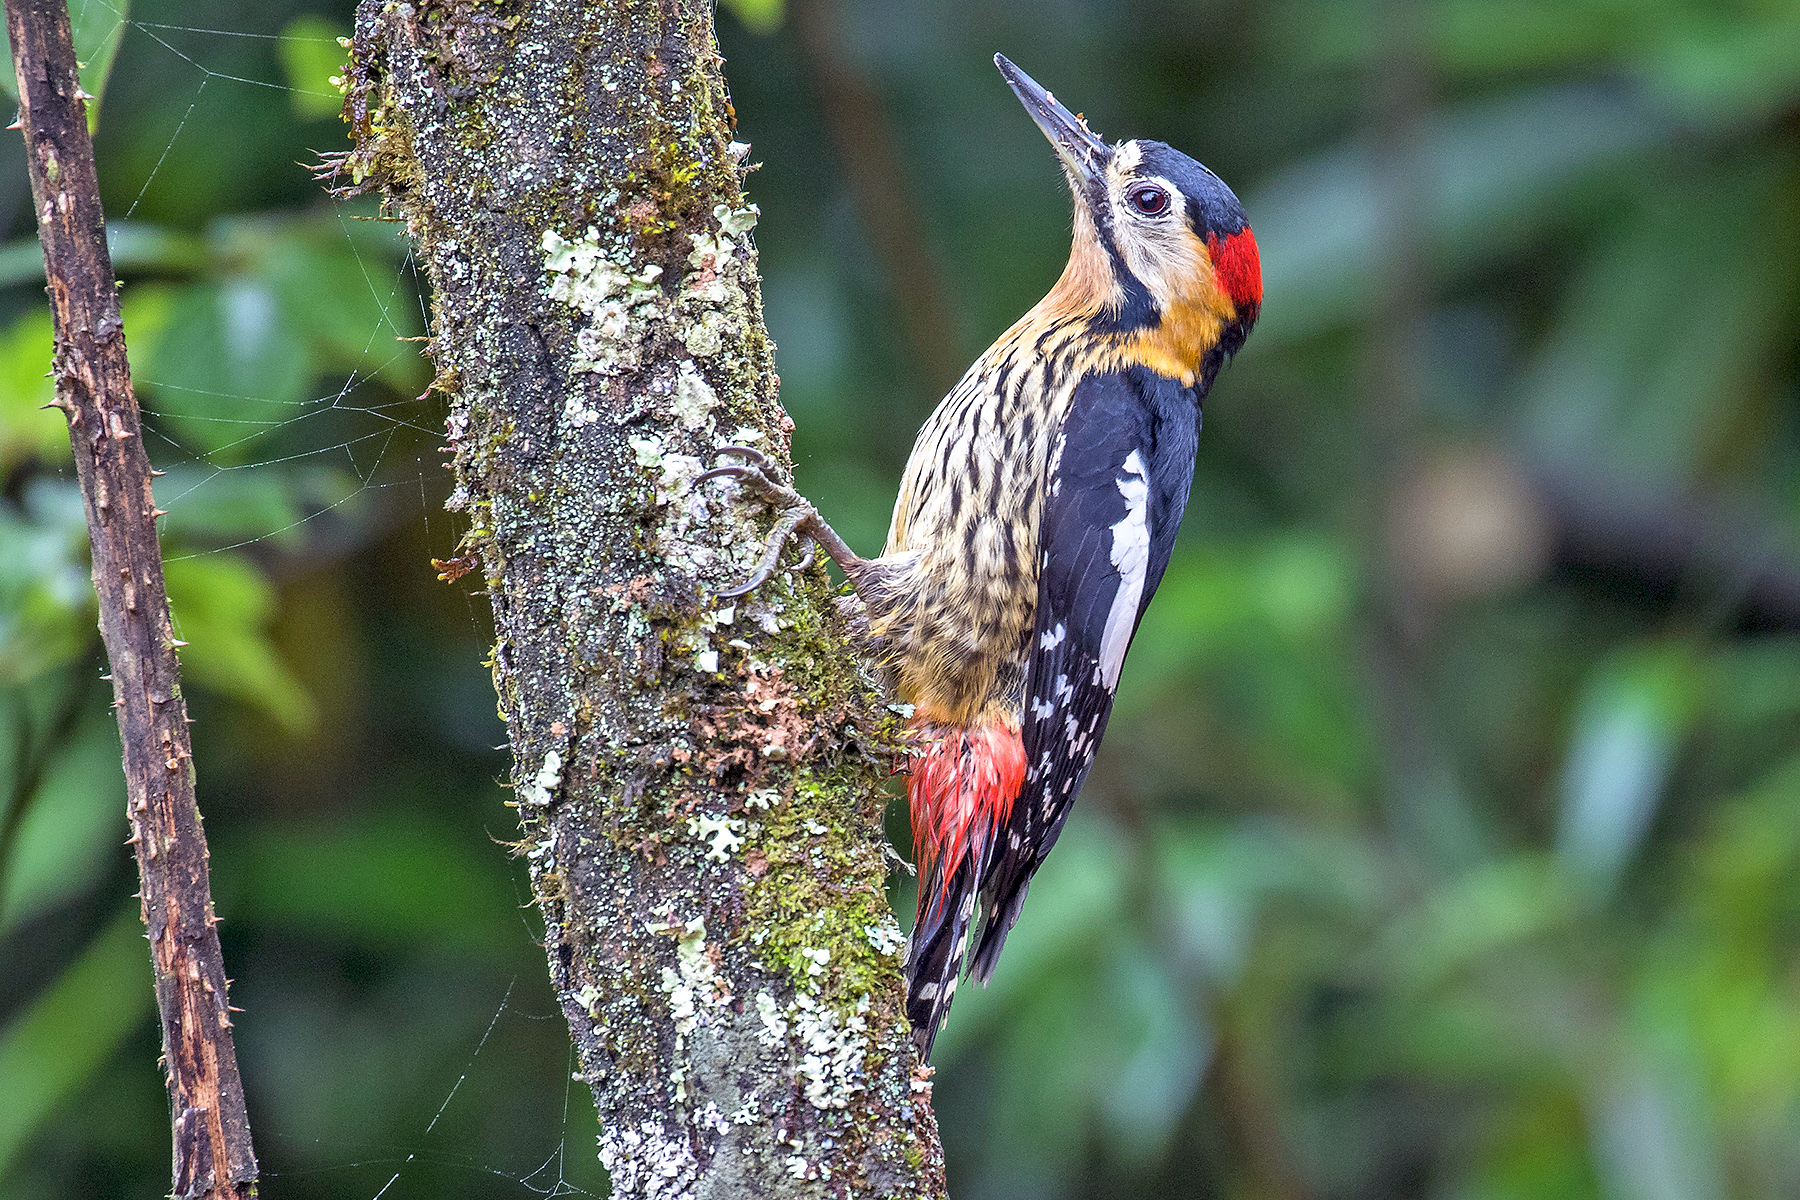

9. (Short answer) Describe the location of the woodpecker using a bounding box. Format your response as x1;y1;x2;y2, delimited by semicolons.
701;54;1260;1057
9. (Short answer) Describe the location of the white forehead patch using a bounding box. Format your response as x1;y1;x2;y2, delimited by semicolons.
1113;140;1144;174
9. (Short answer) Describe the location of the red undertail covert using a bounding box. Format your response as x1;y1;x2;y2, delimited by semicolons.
908;719;1027;885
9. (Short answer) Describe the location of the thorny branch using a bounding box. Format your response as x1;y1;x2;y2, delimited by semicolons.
3;1;256;1197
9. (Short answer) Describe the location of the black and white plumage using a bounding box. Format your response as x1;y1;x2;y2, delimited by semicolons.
970;366;1198;982
702;55;1259;1058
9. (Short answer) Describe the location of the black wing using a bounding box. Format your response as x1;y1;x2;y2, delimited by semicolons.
970;366;1198;981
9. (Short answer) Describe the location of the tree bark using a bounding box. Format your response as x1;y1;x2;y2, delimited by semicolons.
340;1;948;1195
4;1;256;1197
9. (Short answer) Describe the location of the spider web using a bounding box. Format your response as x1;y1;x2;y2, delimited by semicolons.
141;277;441;565
71;0;448;567
12;6;613;1197
258;981;607;1200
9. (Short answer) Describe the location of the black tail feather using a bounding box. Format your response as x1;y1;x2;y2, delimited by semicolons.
968;874;1031;985
904;852;981;1059
969;777;1080;984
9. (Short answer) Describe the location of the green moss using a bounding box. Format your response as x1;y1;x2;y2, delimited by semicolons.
742;765;898;1005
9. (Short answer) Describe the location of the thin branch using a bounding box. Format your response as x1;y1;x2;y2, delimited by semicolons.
787;0;965;397
1534;465;1800;633
1209;994;1321;1200
3;2;255;1197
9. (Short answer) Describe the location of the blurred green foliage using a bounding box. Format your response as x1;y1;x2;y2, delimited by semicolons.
3;0;1800;1198
0;0;132;132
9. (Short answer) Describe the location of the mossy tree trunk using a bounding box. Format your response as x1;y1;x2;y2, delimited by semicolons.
341;1;947;1194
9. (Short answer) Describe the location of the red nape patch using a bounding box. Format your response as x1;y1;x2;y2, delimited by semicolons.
907;720;1027;888
1207;227;1263;316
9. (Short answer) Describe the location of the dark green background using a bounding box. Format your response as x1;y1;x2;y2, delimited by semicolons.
4;1;1800;1197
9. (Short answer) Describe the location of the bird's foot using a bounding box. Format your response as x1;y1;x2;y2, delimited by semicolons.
695;445;801;508
882;839;918;878
698;445;848;597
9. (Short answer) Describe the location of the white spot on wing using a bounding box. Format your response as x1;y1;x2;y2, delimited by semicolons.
1100;451;1150;690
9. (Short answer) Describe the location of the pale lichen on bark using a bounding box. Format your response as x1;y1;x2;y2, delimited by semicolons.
338;0;947;1195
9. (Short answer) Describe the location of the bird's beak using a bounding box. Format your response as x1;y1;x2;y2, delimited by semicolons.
995;54;1112;189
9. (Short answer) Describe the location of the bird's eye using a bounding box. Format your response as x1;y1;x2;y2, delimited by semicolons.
1128;185;1169;216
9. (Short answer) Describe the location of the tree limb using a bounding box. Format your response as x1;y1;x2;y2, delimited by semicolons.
340;0;947;1193
3;1;255;1196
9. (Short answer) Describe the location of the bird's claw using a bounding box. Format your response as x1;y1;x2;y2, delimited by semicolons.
698;447;818;597
695;444;799;507
882;840;918;877
694;444;779;489
716;443;770;468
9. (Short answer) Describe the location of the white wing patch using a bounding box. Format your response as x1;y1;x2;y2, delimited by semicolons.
1099;450;1150;691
